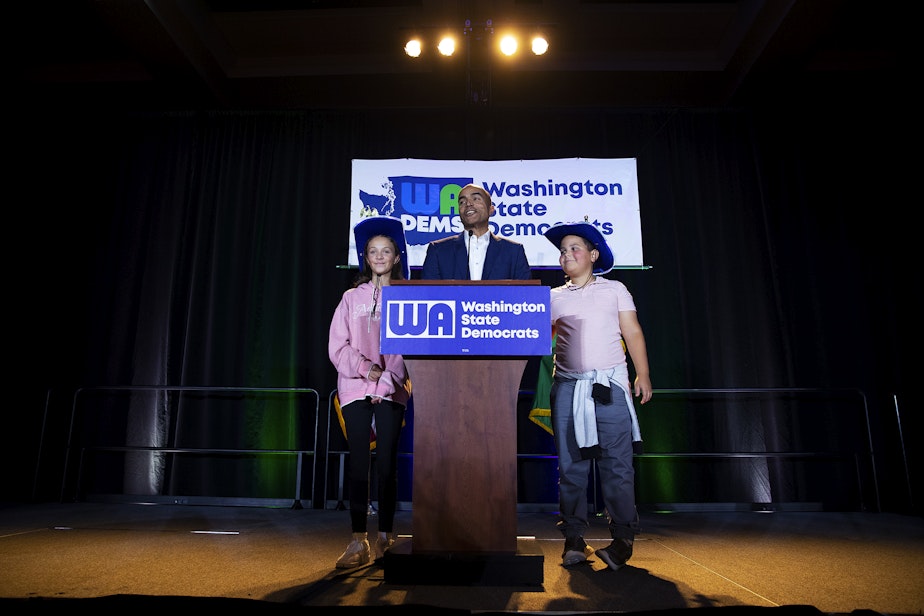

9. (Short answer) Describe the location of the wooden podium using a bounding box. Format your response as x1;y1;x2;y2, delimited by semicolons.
380;280;549;585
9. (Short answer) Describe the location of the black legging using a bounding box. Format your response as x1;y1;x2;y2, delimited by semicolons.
341;397;406;533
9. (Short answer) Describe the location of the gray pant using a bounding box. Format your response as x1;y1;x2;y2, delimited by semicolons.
551;378;640;540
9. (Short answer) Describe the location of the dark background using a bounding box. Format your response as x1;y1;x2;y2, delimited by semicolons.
8;1;917;513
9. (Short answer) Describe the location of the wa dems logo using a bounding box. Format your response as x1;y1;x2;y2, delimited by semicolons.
380;285;551;356
384;300;456;339
358;176;472;245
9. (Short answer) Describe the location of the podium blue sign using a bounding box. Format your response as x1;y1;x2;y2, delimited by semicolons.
381;284;552;356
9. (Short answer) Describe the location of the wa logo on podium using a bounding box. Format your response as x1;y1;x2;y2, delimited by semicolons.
380;284;552;356
385;300;456;338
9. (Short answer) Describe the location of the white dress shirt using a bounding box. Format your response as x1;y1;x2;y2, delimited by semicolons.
467;231;490;280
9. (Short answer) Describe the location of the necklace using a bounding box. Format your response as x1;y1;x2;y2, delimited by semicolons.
573;275;595;290
368;281;383;333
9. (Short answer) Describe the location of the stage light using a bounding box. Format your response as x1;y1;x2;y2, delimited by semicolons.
404;38;422;58
437;36;456;57
499;34;518;56
403;20;550;59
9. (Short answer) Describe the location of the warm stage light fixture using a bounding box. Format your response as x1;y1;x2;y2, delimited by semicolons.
404;20;549;58
499;34;517;57
437;36;456;57
404;38;422;58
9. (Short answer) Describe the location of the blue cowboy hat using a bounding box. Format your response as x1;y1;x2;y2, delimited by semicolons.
354;216;410;279
543;220;615;275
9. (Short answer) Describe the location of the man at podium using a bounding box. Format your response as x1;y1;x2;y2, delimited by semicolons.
421;183;532;281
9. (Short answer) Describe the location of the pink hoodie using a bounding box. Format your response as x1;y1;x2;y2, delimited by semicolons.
328;281;410;408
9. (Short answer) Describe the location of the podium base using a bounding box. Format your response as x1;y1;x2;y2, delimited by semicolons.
383;538;544;586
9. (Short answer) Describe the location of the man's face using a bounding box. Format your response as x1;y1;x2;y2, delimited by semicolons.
457;185;494;229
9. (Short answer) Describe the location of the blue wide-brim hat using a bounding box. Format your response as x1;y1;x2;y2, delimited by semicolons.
543;221;615;275
354;216;410;279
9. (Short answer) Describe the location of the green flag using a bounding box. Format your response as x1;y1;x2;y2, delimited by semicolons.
528;335;555;435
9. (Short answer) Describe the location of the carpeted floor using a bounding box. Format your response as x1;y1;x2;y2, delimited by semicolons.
1;502;922;615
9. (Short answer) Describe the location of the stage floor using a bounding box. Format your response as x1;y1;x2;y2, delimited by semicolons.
1;501;922;615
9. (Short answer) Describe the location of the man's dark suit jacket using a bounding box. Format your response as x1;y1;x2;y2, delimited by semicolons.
421;232;532;280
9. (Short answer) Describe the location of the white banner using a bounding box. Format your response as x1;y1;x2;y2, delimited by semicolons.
349;158;644;269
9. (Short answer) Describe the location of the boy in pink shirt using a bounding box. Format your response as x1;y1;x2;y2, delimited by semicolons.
544;220;653;571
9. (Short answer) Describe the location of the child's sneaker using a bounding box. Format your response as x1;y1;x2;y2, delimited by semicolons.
335;532;371;569
373;531;396;563
562;536;594;566
596;537;633;571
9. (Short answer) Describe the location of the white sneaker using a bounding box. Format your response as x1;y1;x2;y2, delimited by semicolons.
335;532;371;569
373;531;396;562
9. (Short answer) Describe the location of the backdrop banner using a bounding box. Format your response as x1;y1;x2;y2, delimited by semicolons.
350;158;644;269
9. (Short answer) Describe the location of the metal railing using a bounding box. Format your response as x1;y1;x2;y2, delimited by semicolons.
60;385;320;508
53;385;879;512
321;386;878;512
634;387;878;511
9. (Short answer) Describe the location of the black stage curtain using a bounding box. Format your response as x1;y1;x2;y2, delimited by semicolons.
13;106;915;511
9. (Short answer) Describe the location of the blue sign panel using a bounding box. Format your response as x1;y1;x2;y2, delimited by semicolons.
381;285;552;356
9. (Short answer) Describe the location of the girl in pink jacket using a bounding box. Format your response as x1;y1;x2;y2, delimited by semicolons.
328;216;411;568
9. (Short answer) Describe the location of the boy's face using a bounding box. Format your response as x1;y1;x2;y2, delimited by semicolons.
558;234;598;276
